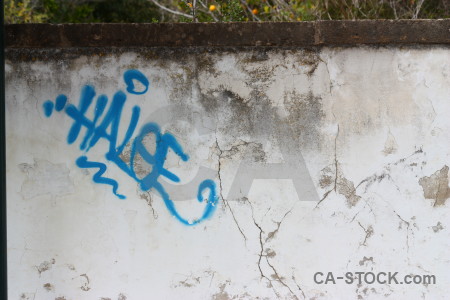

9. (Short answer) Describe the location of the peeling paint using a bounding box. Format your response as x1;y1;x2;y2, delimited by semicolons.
117;293;127;300
36;258;55;275
319;166;334;189
359;257;374;266
382;131;398;155
337;175;361;207
80;273;90;291
212;282;232;300
432;222;444;233
43;283;55;292
419;165;450;206
20;293;35;300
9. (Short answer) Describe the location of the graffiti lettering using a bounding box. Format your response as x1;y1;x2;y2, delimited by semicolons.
43;69;218;225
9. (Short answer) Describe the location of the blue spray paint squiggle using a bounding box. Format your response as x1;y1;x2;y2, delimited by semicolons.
42;69;218;225
76;156;126;199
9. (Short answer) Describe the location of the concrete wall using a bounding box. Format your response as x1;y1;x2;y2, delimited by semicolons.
5;22;450;299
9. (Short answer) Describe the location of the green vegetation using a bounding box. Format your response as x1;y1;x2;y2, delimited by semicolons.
5;0;48;23
5;0;160;23
4;0;450;24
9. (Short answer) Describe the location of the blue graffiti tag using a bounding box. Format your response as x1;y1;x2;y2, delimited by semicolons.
124;69;150;95
76;156;126;199
42;69;218;225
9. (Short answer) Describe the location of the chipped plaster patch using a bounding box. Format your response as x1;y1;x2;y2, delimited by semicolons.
36;258;55;275
19;159;74;199
432;222;444;233
419;165;450;207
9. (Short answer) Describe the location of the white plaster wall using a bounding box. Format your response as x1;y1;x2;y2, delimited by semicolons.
5;46;450;299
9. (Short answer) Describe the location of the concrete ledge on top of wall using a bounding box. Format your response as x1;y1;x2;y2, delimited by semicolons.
5;20;450;48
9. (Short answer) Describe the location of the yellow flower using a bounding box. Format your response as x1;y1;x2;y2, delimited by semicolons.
209;4;216;11
187;2;193;8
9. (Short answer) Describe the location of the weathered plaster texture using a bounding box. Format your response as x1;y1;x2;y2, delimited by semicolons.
6;46;450;299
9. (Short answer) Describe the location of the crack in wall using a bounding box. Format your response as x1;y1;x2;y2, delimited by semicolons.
215;135;247;242
394;211;411;254
217;139;266;162
316;124;361;208
292;275;307;299
139;191;158;219
319;148;425;211
318;52;333;96
266;258;298;300
358;222;374;247
265;208;293;243
315;125;340;208
243;198;300;299
356;172;398;194
334;124;339;192
356;148;424;193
